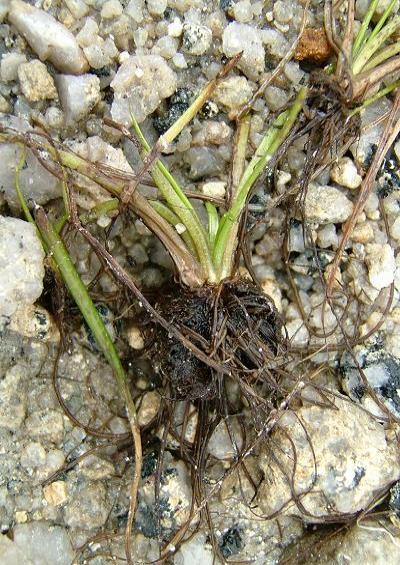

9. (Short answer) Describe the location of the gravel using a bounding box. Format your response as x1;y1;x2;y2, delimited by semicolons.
304;183;354;223
0;0;400;562
110;54;177;125
222;22;265;79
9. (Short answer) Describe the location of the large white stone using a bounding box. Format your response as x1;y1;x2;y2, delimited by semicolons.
257;396;400;520
8;0;88;74
366;243;396;290
222;22;265;80
0;115;61;210
0;217;44;323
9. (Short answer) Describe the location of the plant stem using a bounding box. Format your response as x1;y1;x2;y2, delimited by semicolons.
353;0;379;55
213;87;307;279
159;53;241;146
130;115;217;282
353;15;400;74
34;207;142;565
149;199;198;257
228;115;251;205
363;41;400;72
205;202;219;247
347;78;400;118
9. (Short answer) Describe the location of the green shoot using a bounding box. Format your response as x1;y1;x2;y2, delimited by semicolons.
130;114;216;282
205;202;219;247
149;199;198;257
353;0;380;55
213;87;307;280
352;0;399;74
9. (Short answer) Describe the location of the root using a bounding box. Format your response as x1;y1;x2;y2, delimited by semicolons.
147;278;285;402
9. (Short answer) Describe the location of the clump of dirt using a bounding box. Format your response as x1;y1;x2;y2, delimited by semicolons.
145;278;285;402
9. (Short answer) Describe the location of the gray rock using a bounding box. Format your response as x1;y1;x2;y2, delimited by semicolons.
222;22;265;80
330;156;362;189
207;418;243;460
24;410;64;445
111;54;177;125
174;533;214;565
64;481;109;530
304;183;353;224
257;396;400;520
137;452;192;538
0;52;27;83
365;243;396;290
341;338;400;419
0;217;44;322
214;75;252;110
283;519;400;564
0;115;61;210
11;521;74;564
182;23;212;55
56;73;100;124
0;363;27;430
260;27;290;59
8;0;89;74
351;98;393;164
0;534;27;565
183;147;223;180
9;304;59;342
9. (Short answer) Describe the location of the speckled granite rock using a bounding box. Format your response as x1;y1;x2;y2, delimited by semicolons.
257;395;400;520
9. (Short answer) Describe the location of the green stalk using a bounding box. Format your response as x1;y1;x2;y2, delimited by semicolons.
213;87;307;279
205;202;219;247
130;114;216;282
34;208;142;564
362;41;400;72
159;53;241;146
35;208;136;415
353;0;380;55
54;198;120;233
353;15;400;74
229;115;251;203
149;199;198;257
14;148;35;228
365;0;397;46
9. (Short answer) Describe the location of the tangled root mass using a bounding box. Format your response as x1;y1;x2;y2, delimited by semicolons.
146;278;286;402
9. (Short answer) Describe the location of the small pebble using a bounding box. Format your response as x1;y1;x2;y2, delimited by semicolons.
100;0;123;19
365;243;396;290
330;157;362;189
304;184;353;224
182;23;212;56
223;22;265;79
202;181;226;198
214;75;252;110
56;73;100;124
168;17;183;37
0;52;27;83
127;324;145;349
147;0;167;16
43;481;68;506
18;59;57;102
0;217;44;322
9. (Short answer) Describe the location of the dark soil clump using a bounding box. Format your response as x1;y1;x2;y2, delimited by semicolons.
145;277;286;402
